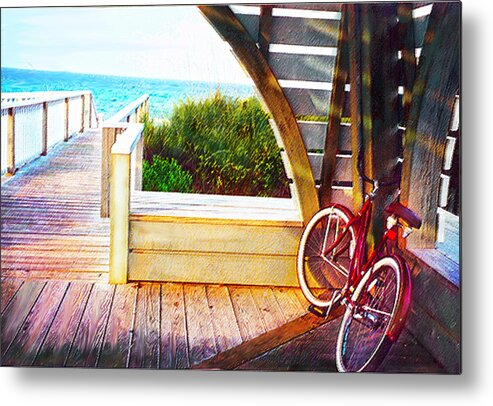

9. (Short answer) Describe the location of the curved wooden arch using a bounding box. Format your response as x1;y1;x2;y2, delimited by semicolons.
198;5;319;224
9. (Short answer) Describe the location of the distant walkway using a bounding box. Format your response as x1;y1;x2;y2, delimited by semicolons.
1;129;109;281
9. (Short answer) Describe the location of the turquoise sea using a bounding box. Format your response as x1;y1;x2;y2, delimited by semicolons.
1;67;255;119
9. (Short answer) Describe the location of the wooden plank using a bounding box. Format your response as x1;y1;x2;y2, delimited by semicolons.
98;283;138;368
282;87;331;117
41;102;48;155
199;5;319;224
1;280;45;355
128;283;160;368
192;305;344;370
398;3;416;124
414;14;429;48
65;283;114;367
269;53;335;82
2;281;69;366
401;3;461;248
128;250;298;287
184;284;218;365
259;5;273;58
1;278;23;314
129;218;302;256
64;97;69;141
160;283;189;369
206;285;243;353
33;282;93;367
235;13;259;41
272;287;307;322
270;16;340;47
229;287;266;341
250;287;287;331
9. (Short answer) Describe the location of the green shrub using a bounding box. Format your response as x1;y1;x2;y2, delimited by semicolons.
142;156;193;193
143;90;289;197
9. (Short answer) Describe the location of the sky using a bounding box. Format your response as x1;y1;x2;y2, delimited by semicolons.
0;5;252;84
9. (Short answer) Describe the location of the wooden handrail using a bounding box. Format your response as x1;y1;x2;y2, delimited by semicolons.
1;90;98;176
111;123;144;155
105;94;149;124
100;94;149;217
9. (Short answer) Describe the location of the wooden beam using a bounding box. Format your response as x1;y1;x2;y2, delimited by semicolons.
199;5;319;224
319;5;349;207
258;5;273;59
400;3;460;248
7;107;15;175
348;4;401;253
192;305;344;370
397;3;416;124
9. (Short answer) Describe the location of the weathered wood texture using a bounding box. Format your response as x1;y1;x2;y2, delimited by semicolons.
401;3;460;249
1;129;110;281
1;277;444;371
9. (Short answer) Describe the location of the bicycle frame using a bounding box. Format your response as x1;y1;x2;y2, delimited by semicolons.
322;195;396;301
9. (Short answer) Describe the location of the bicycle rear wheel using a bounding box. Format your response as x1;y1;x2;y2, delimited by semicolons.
297;205;356;308
336;255;411;372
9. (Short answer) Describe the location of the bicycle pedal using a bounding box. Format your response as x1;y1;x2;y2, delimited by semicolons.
308;304;329;318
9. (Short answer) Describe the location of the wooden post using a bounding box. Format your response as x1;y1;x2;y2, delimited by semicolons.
64;97;69;141
101;126;117;217
80;94;85;133
41;102;48;155
109;152;131;284
134;135;144;191
258;5;273;59
400;3;460;249
7;107;15;175
348;4;401;252
319;6;349;207
88;94;93;129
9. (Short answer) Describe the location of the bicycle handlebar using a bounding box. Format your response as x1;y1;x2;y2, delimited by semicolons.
357;153;401;188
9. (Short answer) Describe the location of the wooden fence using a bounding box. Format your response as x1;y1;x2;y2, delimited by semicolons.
1;91;97;175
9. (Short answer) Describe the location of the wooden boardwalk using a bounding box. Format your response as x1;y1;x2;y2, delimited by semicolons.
0;130;444;371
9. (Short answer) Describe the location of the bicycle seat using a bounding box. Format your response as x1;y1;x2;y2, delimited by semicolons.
384;201;422;229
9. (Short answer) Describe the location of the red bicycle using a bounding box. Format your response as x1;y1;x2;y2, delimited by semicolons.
297;165;422;372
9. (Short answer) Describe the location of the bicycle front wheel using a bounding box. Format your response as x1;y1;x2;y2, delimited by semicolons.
336;255;411;372
297;205;356;308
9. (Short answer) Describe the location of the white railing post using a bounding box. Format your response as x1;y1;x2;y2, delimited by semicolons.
80;94;85;133
7;107;15;174
109;151;131;284
41;102;48;156
64;97;70;141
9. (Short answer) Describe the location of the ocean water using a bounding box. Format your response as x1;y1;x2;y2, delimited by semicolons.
1;67;255;119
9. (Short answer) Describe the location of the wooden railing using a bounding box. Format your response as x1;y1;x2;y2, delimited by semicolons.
1;91;98;175
100;94;149;217
108;123;145;283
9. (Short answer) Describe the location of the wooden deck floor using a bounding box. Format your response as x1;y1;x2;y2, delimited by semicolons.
0;130;444;371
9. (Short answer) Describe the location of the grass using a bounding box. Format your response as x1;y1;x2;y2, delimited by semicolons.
143;90;290;197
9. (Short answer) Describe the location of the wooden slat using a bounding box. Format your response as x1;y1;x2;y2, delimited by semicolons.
33;282;93;367
2;281;68;366
184;284;218;365
1;278;23;314
98;283;138;368
250;287;287;331
269;53;335;82
206;285;243;353
259;5;273;58
229;287;266;342
160;283;189;369
1;280;45;354
398;3;416;124
271;287;307;322
414;14;430;48
128;283;160;368
282;87;331;117
128;250;298;287
270;16;340;47
65;283;114;367
235;13;259;41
